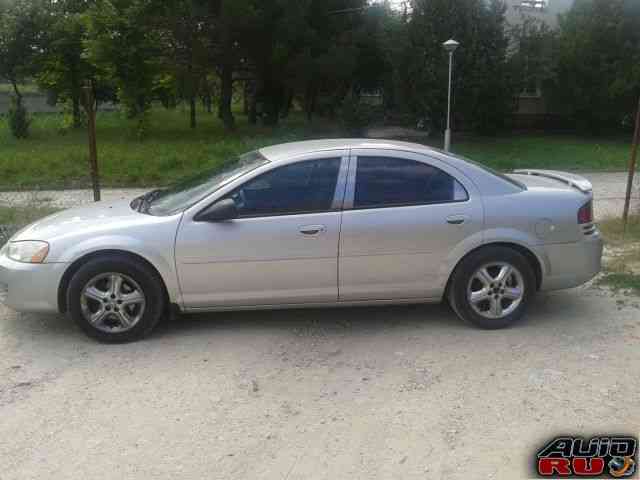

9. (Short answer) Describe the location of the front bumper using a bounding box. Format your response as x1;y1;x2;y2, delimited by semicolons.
0;252;68;313
538;232;604;291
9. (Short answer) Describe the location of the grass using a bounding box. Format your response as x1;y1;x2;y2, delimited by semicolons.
0;108;342;188
0;106;635;189
597;273;640;294
598;216;640;246
451;134;632;172
597;216;640;294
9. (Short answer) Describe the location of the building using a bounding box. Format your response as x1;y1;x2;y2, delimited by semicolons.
505;0;574;128
505;0;575;29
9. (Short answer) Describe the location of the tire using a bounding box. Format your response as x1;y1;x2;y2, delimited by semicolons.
448;246;536;329
67;254;166;343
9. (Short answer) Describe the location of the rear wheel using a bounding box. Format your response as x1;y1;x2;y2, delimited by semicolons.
448;246;535;329
67;255;166;342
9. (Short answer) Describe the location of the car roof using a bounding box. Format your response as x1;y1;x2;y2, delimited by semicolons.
258;139;448;163
258;138;522;196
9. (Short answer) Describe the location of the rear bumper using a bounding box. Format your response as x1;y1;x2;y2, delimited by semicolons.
538;232;603;291
0;253;68;313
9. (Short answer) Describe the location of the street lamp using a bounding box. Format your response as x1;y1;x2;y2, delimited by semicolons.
442;39;459;152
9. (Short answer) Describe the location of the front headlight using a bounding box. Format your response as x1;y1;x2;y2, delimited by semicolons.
8;241;50;263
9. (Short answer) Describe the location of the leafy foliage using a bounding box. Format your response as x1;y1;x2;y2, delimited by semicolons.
1;0;638;140
549;0;640;133
84;0;162;135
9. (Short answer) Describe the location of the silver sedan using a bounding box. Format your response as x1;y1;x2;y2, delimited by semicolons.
0;140;603;342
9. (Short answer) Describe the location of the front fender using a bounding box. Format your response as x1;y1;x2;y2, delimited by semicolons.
54;234;182;305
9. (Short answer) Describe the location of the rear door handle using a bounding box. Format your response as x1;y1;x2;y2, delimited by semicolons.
299;224;326;235
446;215;468;225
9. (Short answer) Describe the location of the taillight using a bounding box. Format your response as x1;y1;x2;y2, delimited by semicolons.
577;200;593;224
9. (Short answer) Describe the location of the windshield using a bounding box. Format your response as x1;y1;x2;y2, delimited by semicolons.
143;151;269;216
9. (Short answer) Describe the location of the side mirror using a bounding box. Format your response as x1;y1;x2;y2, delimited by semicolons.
195;198;238;222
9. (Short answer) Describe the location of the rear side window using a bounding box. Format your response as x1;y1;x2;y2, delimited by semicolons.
224;158;341;217
354;156;468;208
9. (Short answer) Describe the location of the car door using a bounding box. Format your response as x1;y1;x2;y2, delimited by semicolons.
175;153;348;308
338;149;483;301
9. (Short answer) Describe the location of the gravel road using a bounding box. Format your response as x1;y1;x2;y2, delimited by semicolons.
1;283;639;479
0;172;637;218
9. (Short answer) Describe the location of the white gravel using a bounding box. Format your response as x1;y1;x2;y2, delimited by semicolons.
1;284;639;479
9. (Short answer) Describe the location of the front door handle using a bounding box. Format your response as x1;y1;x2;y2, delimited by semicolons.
446;215;468;225
299;225;326;235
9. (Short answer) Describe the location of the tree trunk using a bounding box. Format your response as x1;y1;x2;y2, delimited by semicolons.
10;79;22;103
72;94;81;128
205;94;212;114
304;83;317;122
190;96;197;129
70;66;82;128
219;61;235;130
243;81;250;116
281;88;293;119
248;87;258;125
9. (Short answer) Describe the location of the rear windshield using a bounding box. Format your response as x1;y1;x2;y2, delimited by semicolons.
451;153;526;190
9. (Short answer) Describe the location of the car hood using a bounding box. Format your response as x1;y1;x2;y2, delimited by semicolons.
11;199;155;242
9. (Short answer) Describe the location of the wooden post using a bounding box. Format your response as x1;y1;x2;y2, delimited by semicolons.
622;97;640;231
82;83;101;202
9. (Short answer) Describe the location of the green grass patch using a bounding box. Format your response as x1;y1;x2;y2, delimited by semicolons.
0;106;634;188
0;108;342;188
597;273;640;294
449;134;631;172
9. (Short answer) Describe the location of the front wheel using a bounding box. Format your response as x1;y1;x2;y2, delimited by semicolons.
448;246;536;329
67;255;166;342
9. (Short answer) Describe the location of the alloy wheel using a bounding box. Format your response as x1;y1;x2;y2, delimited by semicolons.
466;262;525;320
80;272;146;333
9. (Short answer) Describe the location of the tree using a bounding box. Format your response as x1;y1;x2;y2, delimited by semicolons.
549;0;640;133
84;0;162;136
37;0;96;128
0;0;45;137
403;0;515;134
508;14;556;100
152;0;209;129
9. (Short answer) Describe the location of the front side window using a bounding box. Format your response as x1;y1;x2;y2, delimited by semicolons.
223;158;341;217
353;156;468;209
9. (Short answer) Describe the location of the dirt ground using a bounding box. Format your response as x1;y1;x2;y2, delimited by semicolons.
1;282;639;480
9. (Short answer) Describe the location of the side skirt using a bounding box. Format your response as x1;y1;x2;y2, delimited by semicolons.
181;297;443;313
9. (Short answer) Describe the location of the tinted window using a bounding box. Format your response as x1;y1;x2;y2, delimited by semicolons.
224;158;341;217
354;156;468;208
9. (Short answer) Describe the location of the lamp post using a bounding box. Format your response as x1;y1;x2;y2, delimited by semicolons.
442;39;459;152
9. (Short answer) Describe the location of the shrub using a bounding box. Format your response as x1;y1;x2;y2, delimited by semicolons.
8;96;31;139
341;95;375;137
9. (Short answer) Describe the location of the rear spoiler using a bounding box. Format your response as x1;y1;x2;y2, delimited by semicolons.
513;169;593;193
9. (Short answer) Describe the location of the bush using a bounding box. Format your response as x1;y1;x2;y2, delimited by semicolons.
8;96;31;139
341;96;375;137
